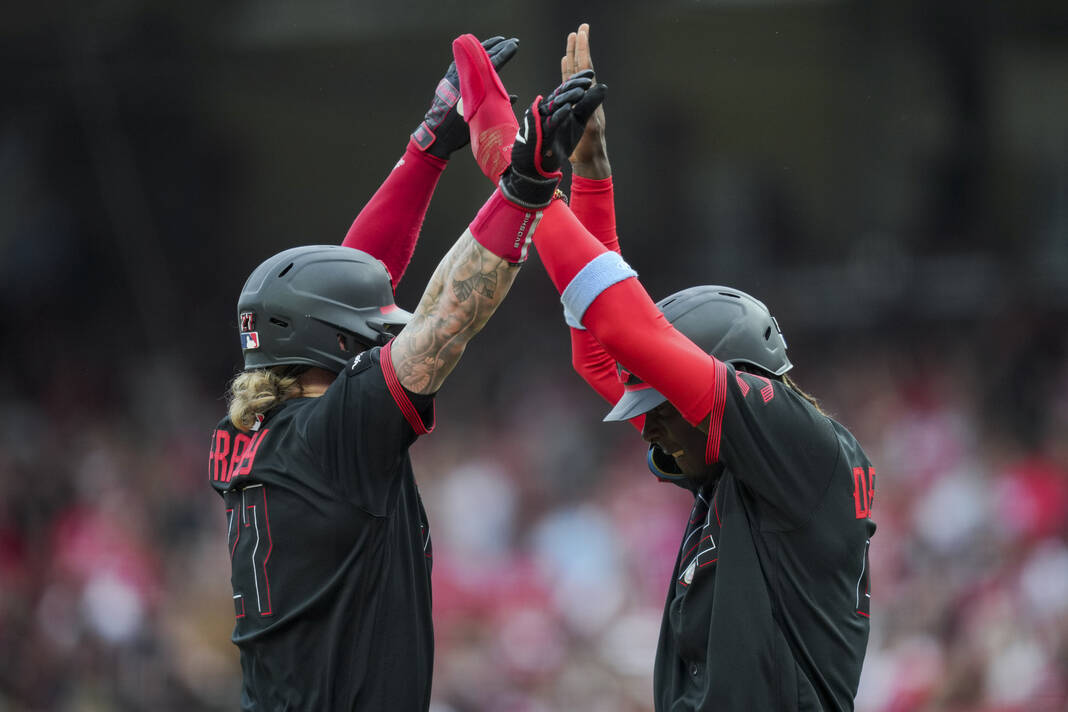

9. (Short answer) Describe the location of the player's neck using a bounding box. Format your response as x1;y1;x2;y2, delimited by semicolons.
297;367;335;398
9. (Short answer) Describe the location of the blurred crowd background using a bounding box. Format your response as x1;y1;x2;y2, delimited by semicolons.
2;0;1066;710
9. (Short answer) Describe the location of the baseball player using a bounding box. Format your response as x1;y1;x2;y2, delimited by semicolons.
207;36;605;710
551;25;875;711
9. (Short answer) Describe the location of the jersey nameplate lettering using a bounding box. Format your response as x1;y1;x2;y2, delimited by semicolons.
210;428;271;483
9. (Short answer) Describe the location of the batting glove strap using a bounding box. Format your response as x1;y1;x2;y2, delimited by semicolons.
469;189;545;264
412;76;464;159
498;167;559;210
559;251;638;327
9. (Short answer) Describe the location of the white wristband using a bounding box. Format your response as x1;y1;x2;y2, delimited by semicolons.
563;304;585;330
560;252;637;327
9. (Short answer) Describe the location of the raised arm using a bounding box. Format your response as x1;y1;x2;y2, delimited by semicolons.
555;24;644;428
388;225;519;394
563;24;610;183
341;36;519;289
388;36;606;395
532;203;721;431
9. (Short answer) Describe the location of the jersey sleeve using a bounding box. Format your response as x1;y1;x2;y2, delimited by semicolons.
297;343;435;515
715;364;840;529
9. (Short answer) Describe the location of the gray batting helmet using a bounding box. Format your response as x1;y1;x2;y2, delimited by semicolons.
236;245;410;373
603;285;791;422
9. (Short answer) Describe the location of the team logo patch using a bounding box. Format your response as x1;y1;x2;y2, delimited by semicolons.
240;311;256;333
241;332;260;350
347;349;375;376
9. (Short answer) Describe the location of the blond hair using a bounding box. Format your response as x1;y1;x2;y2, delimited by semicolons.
227;367;304;432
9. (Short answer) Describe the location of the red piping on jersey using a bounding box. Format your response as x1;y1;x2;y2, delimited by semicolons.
683;534;716;560
380;341;435;435
684;540;701;560
705;360;728;464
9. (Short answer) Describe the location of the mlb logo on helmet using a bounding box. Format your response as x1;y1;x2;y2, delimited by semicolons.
239;311;259;349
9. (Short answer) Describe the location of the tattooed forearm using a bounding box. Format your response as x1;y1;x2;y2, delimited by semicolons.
390;231;521;394
452;267;497;302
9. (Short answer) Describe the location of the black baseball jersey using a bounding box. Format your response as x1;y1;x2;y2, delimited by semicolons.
653;363;875;711
208;344;436;711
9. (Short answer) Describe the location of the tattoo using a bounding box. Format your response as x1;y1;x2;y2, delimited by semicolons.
452;269;497;302
390;232;520;394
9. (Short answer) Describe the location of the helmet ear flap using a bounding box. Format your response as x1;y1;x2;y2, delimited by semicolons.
647;444;687;482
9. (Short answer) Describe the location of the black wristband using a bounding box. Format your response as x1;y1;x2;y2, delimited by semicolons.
498;167;559;209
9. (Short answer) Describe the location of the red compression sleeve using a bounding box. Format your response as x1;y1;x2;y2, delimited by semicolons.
569;175;620;254
533;201;608;292
569;329;645;431
567;176;644;430
535;202;720;427
341;141;447;290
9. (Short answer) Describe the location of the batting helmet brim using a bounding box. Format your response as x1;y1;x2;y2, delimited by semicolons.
603;386;668;422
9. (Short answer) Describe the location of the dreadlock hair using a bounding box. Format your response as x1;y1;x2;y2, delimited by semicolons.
736;363;826;416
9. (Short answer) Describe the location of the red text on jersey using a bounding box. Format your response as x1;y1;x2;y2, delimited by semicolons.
210;428;271;483
852;466;876;519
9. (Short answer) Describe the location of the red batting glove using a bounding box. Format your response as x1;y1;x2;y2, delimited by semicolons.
452;33;519;181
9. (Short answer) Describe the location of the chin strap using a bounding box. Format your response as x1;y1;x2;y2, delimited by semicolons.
647;444;689;482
